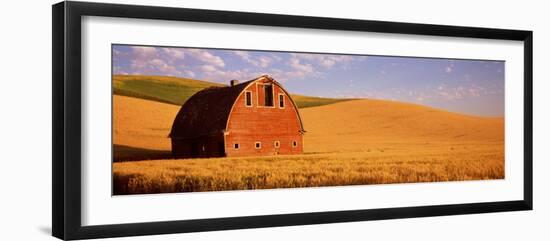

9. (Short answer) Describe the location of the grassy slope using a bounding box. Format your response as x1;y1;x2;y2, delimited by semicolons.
113;75;350;108
113;75;223;106
290;94;349;109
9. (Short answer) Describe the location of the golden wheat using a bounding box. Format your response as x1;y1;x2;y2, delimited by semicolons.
113;146;503;194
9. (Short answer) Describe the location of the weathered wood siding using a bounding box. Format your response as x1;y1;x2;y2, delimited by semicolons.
225;78;304;157
171;134;225;158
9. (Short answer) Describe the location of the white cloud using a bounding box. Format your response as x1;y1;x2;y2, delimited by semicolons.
113;65;128;75
233;51;258;66
149;58;166;67
335;89;395;100
156;61;181;76
200;65;218;72
445;61;454;73
327;55;354;62
130;60;147;70
320;59;336;68
233;51;249;60
112;49;128;59
159;65;179;75
182;70;195;78
432;84;488;101
284;71;308;79
346;79;354;85
162;48;185;60
131;46;157;58
128;55;191;77
291;53;322;61
128;46;161;73
469;88;480;97
186;49;225;67
200;66;266;83
289;57;314;73
258;56;272;68
233;51;272;68
291;53;355;69
270;54;283;62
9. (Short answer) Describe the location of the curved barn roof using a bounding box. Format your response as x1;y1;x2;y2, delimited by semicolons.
169;75;304;139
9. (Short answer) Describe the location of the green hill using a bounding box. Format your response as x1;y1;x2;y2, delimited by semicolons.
290;95;349;109
113;75;350;108
113;75;224;106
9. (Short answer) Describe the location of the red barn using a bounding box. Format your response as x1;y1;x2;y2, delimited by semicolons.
169;75;305;158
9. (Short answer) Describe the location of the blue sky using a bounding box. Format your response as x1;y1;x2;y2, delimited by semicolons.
113;44;504;117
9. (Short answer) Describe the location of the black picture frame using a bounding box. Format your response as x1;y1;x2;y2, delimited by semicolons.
52;1;533;240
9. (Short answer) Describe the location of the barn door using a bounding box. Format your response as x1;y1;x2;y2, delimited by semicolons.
258;83;274;107
217;142;225;157
190;142;199;157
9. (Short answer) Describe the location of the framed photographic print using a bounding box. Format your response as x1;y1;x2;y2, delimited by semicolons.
52;1;533;240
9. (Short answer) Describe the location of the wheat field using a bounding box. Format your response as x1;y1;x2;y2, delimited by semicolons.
112;95;504;194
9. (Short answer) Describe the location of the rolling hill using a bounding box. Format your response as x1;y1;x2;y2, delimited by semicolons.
113;75;350;108
299;98;503;154
113;75;224;106
113;95;504;193
113;94;503;161
113;95;180;161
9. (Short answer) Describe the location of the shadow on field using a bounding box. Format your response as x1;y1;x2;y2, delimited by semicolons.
113;144;172;162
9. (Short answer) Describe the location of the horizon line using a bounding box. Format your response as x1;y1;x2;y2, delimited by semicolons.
112;73;505;119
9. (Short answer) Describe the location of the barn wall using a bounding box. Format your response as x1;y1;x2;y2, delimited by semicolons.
225;78;304;157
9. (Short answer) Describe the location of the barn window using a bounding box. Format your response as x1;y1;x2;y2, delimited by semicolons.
274;141;280;148
263;84;274;107
245;91;252;107
255;142;262;149
278;94;285;108
292;141;298;148
234;143;240;150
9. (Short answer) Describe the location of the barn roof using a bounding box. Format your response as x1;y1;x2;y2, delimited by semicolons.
169;78;252;139
170;75;305;140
